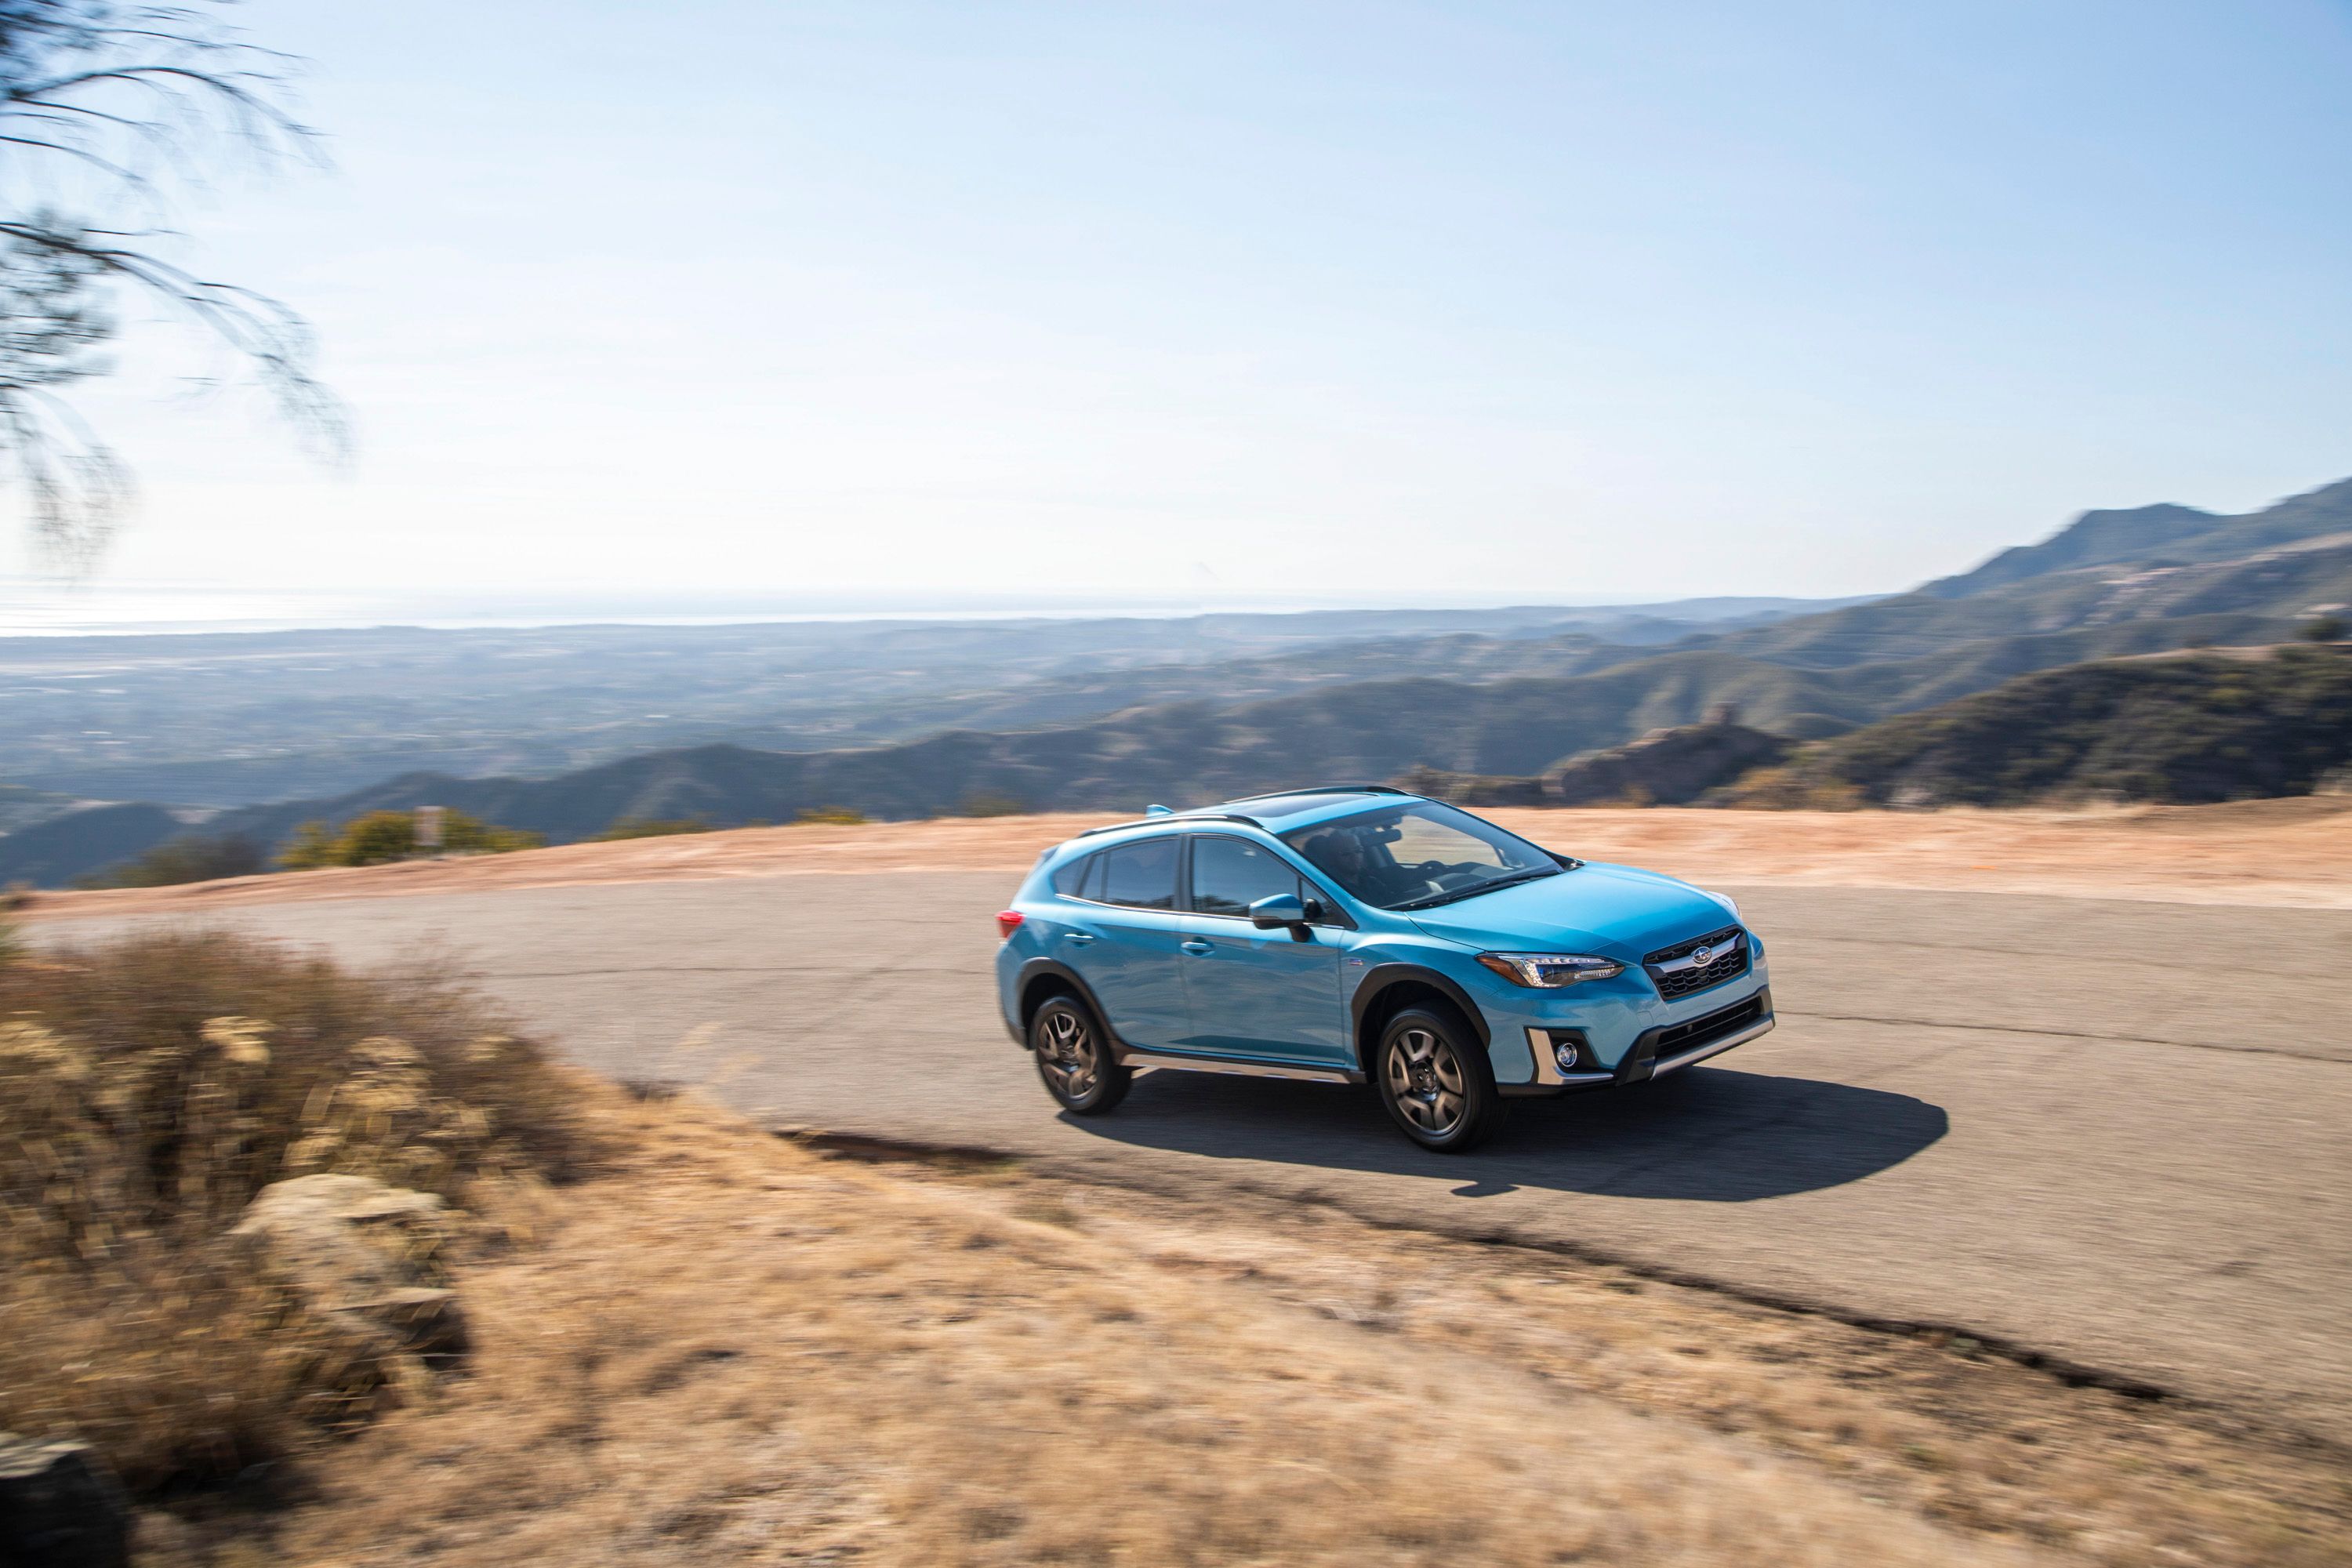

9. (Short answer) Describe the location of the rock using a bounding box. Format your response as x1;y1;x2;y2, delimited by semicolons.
228;1174;467;1357
1386;764;1550;807
1393;720;1791;810
1542;721;1790;807
0;1433;131;1568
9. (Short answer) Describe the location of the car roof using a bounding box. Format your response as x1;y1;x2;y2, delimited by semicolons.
1073;784;1425;843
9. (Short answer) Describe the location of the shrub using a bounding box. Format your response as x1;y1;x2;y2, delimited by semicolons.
440;811;546;855
592;815;715;841
277;810;544;870
955;791;1029;818
0;931;590;1488
339;810;420;865
275;818;342;870
2300;612;2347;644
1704;764;1867;811
76;832;267;889
794;805;869;826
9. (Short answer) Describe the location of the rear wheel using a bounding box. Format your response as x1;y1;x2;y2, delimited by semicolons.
1374;1006;1504;1152
1029;995;1131;1116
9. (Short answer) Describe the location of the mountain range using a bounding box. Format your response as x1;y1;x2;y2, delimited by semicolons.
4;476;2347;887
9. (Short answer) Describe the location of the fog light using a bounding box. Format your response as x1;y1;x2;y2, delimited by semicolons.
1553;1037;1583;1073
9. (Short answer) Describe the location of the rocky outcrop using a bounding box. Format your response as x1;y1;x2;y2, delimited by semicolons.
0;1434;131;1568
1542;713;1790;807
1395;712;1791;809
228;1174;467;1359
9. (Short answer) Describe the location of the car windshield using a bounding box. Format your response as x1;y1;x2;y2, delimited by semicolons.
1279;801;1561;910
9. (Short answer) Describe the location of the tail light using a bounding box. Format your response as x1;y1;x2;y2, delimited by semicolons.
995;909;1025;940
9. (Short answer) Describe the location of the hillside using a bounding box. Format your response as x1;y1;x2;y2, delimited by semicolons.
0;803;187;888
165;620;2320;851
0;615;2325;887
0;595;1846;807
1920;475;2352;599
9;474;2350;887
1730;644;2352;808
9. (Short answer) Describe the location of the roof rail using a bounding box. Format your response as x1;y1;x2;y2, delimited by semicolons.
1221;782;1411;804
1074;810;1265;838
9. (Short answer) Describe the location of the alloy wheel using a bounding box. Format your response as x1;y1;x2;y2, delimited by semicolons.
1038;1007;1098;1098
1386;1026;1465;1135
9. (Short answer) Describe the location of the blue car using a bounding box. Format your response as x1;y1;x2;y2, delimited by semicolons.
994;784;1773;1152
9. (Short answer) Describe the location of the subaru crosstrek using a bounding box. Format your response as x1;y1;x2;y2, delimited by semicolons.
993;784;1773;1152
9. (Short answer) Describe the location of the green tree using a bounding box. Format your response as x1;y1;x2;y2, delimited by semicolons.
275;819;339;870
278;810;544;870
331;811;418;866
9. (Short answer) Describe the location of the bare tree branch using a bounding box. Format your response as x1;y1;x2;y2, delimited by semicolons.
0;1;339;564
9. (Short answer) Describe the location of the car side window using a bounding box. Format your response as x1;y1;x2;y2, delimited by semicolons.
1094;836;1179;909
1051;853;1095;897
1189;834;1306;917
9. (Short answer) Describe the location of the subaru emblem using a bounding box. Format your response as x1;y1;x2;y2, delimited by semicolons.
1690;945;1712;966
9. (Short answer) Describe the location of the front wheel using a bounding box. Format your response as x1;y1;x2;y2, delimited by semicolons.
1374;1006;1504;1152
1029;995;1132;1116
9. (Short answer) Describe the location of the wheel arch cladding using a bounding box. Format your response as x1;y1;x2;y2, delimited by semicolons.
1016;959;1120;1047
1349;964;1489;1077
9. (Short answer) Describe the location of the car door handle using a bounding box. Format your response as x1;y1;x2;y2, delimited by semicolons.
1065;932;1097;945
1179;939;1214;955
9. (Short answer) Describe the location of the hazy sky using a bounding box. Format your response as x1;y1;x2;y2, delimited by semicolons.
8;0;2350;617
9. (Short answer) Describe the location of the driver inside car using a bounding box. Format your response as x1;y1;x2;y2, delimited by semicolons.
1303;822;1412;904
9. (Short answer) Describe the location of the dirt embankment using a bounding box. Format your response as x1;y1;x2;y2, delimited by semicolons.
21;797;2352;919
132;1086;2352;1566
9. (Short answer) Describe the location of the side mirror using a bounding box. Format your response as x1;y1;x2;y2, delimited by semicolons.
1247;892;1308;930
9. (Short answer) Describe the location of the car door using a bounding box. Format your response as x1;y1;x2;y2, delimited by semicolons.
1176;833;1347;1065
1056;834;1191;1051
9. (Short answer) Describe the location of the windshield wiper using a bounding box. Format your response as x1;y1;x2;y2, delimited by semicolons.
1390;866;1561;911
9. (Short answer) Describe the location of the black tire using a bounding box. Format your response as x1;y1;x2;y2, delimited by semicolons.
1374;1005;1504;1152
1029;994;1132;1116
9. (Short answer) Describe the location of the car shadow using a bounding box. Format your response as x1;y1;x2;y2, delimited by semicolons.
1063;1065;1947;1202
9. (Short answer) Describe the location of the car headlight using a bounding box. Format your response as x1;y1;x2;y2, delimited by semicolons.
1704;890;1740;922
1475;953;1626;988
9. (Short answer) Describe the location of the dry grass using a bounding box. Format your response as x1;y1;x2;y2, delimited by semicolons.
0;930;590;1488
129;1089;2351;1568
20;797;2352;919
11;931;2344;1563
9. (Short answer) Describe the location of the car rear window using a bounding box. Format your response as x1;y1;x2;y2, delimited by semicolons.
1093;836;1178;909
1051;853;1095;897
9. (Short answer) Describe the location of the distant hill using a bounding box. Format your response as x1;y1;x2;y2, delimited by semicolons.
1722;645;2352;808
163;613;2313;854
0;804;184;888
1394;716;1790;807
0;782;79;835
2;611;2328;887
10;474;2352;887
0;593;1864;806
1921;476;2352;599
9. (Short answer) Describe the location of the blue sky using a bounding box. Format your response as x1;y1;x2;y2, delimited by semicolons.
10;0;2351;618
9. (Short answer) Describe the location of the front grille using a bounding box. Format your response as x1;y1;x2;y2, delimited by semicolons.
1643;923;1750;1000
1653;992;1765;1057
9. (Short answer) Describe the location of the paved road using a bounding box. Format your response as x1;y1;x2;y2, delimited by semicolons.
45;877;2352;1441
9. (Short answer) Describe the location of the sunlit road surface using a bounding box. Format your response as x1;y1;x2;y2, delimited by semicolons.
45;877;2352;1443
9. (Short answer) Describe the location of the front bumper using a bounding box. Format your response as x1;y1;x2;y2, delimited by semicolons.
1503;985;1773;1097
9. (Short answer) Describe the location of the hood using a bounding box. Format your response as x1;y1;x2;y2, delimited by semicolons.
1406;862;1734;961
